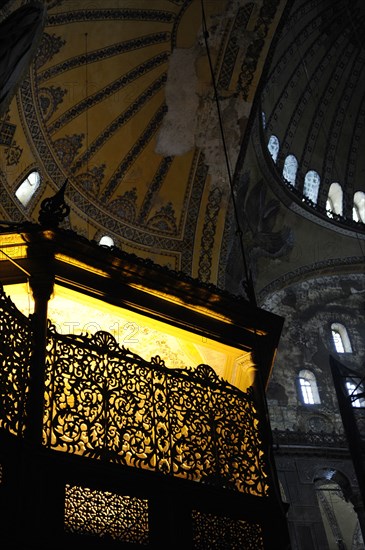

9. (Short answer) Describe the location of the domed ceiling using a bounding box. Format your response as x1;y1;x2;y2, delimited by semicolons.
261;0;365;227
0;0;286;282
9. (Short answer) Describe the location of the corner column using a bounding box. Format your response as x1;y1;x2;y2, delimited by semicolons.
26;237;55;446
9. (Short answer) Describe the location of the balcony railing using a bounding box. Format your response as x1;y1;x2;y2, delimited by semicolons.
0;285;31;436
44;324;269;497
0;286;269;498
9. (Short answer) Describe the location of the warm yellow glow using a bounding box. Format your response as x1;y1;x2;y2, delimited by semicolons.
48;284;254;391
64;485;149;543
128;282;234;324
3;282;256;391
3;282;34;316
128;283;267;336
55;253;111;278
0;234;27;261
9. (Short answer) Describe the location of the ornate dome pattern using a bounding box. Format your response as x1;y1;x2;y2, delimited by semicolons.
261;0;365;231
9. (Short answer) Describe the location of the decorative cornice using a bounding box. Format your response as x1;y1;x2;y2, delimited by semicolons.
0;222;249;304
258;255;365;302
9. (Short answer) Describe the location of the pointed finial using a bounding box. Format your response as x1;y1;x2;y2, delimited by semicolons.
38;179;70;227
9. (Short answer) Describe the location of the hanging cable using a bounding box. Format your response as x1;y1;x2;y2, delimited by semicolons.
200;0;256;306
201;3;292;526
0;248;30;277
84;31;91;241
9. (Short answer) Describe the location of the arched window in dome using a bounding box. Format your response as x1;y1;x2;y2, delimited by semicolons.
353;191;365;223
15;170;41;207
326;182;343;218
298;369;320;405
303;170;320;204
262;111;266;129
282;155;298;186
99;235;114;247
331;323;352;353
267;135;279;163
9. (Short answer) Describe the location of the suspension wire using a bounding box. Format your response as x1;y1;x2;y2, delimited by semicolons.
84;32;90;240
85;33;89;168
201;3;294;528
0;248;30;277
200;0;256;307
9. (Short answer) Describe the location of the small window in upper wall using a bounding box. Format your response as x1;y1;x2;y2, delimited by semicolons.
326;183;343;217
298;369;321;405
262;111;266;129
353;191;365;223
268;135;279;163
331;323;352;353
346;380;365;408
303;170;320;204
282;155;298;185
99;235;114;247
15;171;41;207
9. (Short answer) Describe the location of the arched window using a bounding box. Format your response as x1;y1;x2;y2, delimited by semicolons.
331;322;352;353
262;111;266;129
15;171;41;207
346;379;365;408
282;154;298;186
303;170;320;204
326;182;343;218
268;135;279;163
314;470;363;549
353;191;365;223
298;369;320;404
99;235;114;247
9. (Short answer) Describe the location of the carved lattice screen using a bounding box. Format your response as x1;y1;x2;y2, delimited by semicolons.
64;484;149;544
192;510;264;549
0;285;31;436
44;326;269;496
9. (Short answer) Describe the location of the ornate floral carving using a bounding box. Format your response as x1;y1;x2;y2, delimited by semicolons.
109;188;137;222
5;141;22;166
38;85;66;121
75;164;105;196
43;325;269;497
239;0;281;100
64;484;149;544
53;133;84;168
0;284;31;436
0;119;15;146
146;201;177;234
192;510;263;550
198;187;222;282
35;32;66;69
